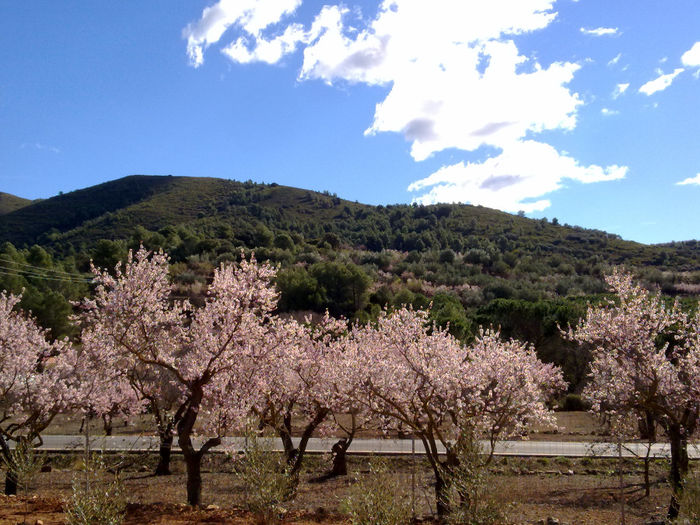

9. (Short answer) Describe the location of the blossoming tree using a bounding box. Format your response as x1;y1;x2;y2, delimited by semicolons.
81;248;282;506
79;249;187;477
251;312;352;476
0;292;74;495
344;307;565;516
566;270;700;519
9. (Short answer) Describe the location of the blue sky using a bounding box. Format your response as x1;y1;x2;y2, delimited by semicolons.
1;1;699;244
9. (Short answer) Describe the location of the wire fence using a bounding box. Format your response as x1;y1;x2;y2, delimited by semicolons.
26;435;700;459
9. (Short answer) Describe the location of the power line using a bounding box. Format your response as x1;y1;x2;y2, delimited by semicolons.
0;267;93;284
0;257;90;278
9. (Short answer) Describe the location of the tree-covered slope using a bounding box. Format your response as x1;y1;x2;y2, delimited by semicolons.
0;175;176;245
0;192;34;215
1;175;698;391
1;174;698;272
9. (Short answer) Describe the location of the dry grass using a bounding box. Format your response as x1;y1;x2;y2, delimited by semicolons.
0;453;679;525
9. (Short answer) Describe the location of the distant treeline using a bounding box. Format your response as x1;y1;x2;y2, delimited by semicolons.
1;175;699;392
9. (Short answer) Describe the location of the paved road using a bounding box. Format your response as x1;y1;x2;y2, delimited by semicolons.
28;435;700;459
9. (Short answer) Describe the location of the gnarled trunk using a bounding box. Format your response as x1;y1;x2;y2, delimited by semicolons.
178;385;205;506
177;384;221;506
330;438;350;477
155;433;173;476
272;404;328;476
434;470;449;520
184;449;203;506
102;414;113;436
4;470;17;496
667;428;689;520
419;432;452;520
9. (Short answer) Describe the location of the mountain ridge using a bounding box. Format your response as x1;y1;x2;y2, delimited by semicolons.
1;174;698;272
0;192;36;215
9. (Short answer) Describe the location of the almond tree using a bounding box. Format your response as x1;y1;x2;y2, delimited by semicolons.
252;313;352;476
344;308;564;517
0;292;74;495
566;270;700;519
79;249;187;477
81;249;281;506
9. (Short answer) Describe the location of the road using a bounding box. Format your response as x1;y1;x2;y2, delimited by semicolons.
27;435;700;459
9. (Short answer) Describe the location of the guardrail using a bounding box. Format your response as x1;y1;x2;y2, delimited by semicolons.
23;435;700;459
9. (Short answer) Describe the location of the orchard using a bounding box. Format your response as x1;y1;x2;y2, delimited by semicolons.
1;249;698;522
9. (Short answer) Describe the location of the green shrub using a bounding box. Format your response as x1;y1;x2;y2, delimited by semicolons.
234;431;297;524
64;457;126;525
342;458;411;525
681;469;700;524
442;433;507;524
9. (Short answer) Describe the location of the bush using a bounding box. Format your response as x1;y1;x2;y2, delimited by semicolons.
2;440;44;510
443;433;507;525
681;469;700;524
342;457;411;525
234;431;297;524
64;457;126;525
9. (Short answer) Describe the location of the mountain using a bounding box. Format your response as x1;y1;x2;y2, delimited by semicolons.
0;192;34;215
1;174;697;390
1;174;698;273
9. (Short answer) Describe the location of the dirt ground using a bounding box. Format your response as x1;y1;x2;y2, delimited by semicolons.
0;454;677;525
42;411;604;441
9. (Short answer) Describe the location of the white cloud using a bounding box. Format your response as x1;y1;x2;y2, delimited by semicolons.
185;0;627;213
601;108;619;116
183;0;302;67
407;140;627;212
580;27;619;37
222;22;307;64
612;82;629;98
607;53;622;67
21;142;61;154
639;68;685;95
296;2;581;161
681;42;700;67
676;173;700;186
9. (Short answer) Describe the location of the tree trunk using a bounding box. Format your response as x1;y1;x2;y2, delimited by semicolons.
182;449;202;506
434;471;448;519
290;408;328;476
279;430;297;467
155;433;173;476
644;456;651;498
4;470;17;496
668;429;689;520
178;385;204;507
102;414;113;436
330;438;350;477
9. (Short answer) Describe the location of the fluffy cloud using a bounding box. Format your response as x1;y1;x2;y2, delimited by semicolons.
408;141;627;212
601;108;619;116
681;42;700;67
607;53;622;66
185;0;627;212
580;27;619;37
297;1;581;162
183;0;301;67
612;82;629;98
639;68;685;95
676;173;700;186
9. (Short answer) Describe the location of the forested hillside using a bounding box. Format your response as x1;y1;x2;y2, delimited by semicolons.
1;174;698;391
0;192;34;215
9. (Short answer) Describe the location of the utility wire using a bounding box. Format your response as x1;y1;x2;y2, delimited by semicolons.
0;267;93;283
0;257;90;278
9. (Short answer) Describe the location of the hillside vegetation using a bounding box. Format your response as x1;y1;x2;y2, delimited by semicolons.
0;192;34;215
1;175;698;390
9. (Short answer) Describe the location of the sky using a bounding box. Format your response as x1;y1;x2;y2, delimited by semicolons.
1;1;699;245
